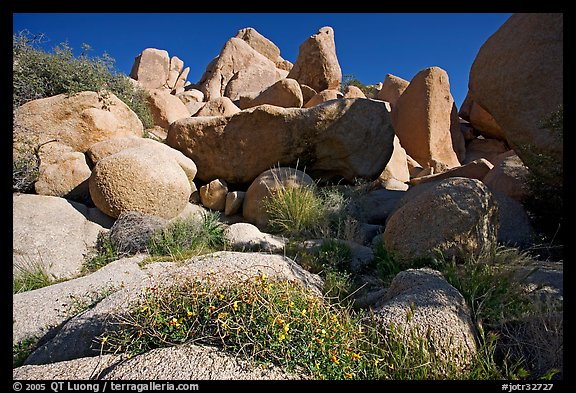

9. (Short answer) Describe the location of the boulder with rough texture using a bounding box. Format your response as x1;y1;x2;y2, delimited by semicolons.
89;145;193;219
299;84;317;104
168;98;395;184
194;97;240;117
409;158;494;186
391;66;462;170
464;138;510;165
243;167;314;229
384;177;499;263
370;268;477;369
13;256;146;347
129;48;170;90
200;179;228;211
239;78;303;109
482;152;530;202
234;27;287;68
303;89;342;108
109;211;168;254
23;252;322;365
13;194;107;281
493;191;535;248
145;88;191;129
350;188;405;225
406;154;424;177
33;142;92;200
177;89;204;105
460;93;505;140
197;37;282;101
378;135;410;184
13;91;144;158
343;85;366;98
224;223;285;253
225;191;245;216
469;13;563;188
287;26;342;92
14;342;303;380
377;73;409;106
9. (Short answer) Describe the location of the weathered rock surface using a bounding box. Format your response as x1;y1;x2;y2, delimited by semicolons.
409;158;493;186
343;85;366;98
492;191;535;248
89;146;193;219
469;13;563;188
378;135;410;184
200;179;228;211
391;67;462;170
234;27;290;72
377;73;409;106
224;223;286;253
195;96;241;117
371;268;477;369
243;167;315;229
464;138;510;165
13;194;107;281
350;188;405;225
287;26;342;92
459;93;505;140
13;91;143;163
224;191;245;216
384;177;499;263
197;37;282;101
299;84;317;104
303;89;342;108
13;256;147;346
129;48;170;90
167;98;395;184
14;342;303;380
482;152;530;202
33;142;92;199
145;88;191;129
239;78;303;109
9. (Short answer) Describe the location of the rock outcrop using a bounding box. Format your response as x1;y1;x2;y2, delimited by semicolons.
167;98;395;185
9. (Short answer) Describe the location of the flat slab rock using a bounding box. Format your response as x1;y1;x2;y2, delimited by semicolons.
13;342;304;380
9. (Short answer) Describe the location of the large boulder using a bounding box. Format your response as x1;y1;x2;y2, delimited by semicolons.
463;138;510;165
13;91;144;154
370;268;477;370
197;37;282;101
303;89;343;108
129;48;170;90
343;85;366;99
377;73;409;106
383;177;499;263
378;135;410;184
89;141;196;219
409;158;494;186
199;178;228;211
469;13;563;188
482;152;530;202
194;97;240;117
239;78;303;109
287;26;342;93
145;88;191;129
13;256;147;347
33;142;92;200
224;223;285;253
234;27;290;71
167;98;395;184
459;93;505;140
13;194;108;280
349;188;405;225
391;67;462;171
492;191;535;248
243;167;314;229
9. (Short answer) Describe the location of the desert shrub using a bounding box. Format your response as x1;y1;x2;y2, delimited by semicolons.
109;211;168;255
13;30;153;128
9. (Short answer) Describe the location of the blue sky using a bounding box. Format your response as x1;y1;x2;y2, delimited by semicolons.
12;13;512;108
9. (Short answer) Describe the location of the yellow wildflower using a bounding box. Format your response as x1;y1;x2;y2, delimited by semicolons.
233;301;239;311
278;333;286;342
330;355;340;365
187;310;193;318
351;353;361;360
344;372;353;379
101;336;108;344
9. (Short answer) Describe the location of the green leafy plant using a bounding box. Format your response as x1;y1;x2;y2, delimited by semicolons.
13;30;153;128
13;337;40;368
13;256;58;294
146;212;226;262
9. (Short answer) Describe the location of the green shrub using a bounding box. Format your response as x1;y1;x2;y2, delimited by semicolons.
101;274;519;379
13;256;57;294
13;30;153;128
264;185;325;238
83;231;121;273
146;212;226;261
13;337;40;368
